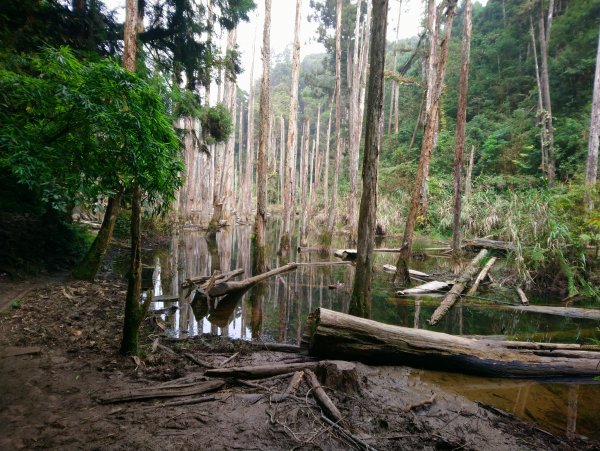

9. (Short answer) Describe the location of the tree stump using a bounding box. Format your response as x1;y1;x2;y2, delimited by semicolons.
316;360;361;394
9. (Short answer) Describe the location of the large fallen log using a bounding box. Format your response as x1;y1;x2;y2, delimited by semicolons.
205;264;297;297
397;280;451;296
428;250;488;325
306;308;600;378
507;305;600;320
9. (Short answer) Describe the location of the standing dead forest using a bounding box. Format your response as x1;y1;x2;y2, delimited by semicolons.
2;0;600;449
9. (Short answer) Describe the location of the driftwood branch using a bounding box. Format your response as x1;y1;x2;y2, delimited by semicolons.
305;369;343;423
466;256;497;296
428;250;488;325
205;361;317;379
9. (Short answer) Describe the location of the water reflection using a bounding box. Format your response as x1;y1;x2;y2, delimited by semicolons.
141;221;600;439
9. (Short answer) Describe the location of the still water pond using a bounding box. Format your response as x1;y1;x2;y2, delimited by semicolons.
119;222;600;440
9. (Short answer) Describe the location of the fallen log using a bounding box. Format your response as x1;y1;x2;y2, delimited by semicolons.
304;369;343;423
182;268;245;288
206;264;297;297
204;361;317;379
98;379;224;404
506;305;600;320
428;250;488;325
382;264;430;279
516;288;529;305
466;257;497;296
463;238;516;253
397;280;451;296
306;308;600;378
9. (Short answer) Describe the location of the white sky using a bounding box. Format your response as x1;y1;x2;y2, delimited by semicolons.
104;0;486;92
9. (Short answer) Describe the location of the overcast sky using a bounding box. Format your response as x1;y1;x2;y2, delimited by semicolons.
104;0;486;92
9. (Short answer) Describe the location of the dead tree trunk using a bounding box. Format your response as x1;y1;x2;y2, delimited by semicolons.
299;119;310;247
325;0;343;245
349;0;388;318
323;104;332;212
538;0;556;184
243;37;257;223
279;116;285;205
280;0;302;254
393;0;457;285
451;0;472;258
464;144;475;199
254;0;271;274
586;22;600;211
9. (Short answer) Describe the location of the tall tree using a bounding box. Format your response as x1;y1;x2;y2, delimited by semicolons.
586;22;600;212
349;0;388;318
120;0;144;355
393;0;458;285
254;0;271;274
325;0;343;245
243;36;257;223
538;0;556;185
451;0;473;257
279;0;302;253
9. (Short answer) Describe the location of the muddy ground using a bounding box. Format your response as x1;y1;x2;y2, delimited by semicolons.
1;275;598;451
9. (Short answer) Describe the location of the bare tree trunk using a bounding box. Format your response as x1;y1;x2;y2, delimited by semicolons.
323;106;332;211
394;0;457;285
279;116;285;205
347;0;362;243
530;16;548;177
280;0;302;254
393;1;402;135
464;144;475;199
236;100;244;214
243;38;257;223
586;23;600;211
350;0;388;318
253;0;271;274
299;119;310;246
451;0;472;258
538;0;556;184
311;104;321;209
325;0;343;245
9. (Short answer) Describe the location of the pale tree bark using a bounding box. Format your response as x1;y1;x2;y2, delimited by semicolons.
394;0;457;285
323;103;332;211
311;104;321;209
350;0;388;318
530;16;548;178
299;119;310;246
392;1;403;135
451;0;473;258
236;100;244;213
254;0;271;274
243;37;257;223
279;0;302;254
347;0;362;243
326;0;343;245
538;0;556;184
279;116;285;205
586;23;600;212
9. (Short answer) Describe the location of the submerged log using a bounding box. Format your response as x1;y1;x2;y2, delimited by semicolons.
382;264;430;279
507;304;600;320
307;308;600;378
397;280;451;296
428;250;488;325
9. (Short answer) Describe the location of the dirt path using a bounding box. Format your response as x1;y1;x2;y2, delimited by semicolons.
0;278;598;450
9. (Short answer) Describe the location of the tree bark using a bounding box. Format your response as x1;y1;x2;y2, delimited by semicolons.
349;0;387;318
253;0;271;274
280;0;302;254
393;0;457;285
586;23;600;211
451;0;472;258
307;308;600;378
323;104;332;212
325;0;343;245
243;37;256;223
299;119;310;247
